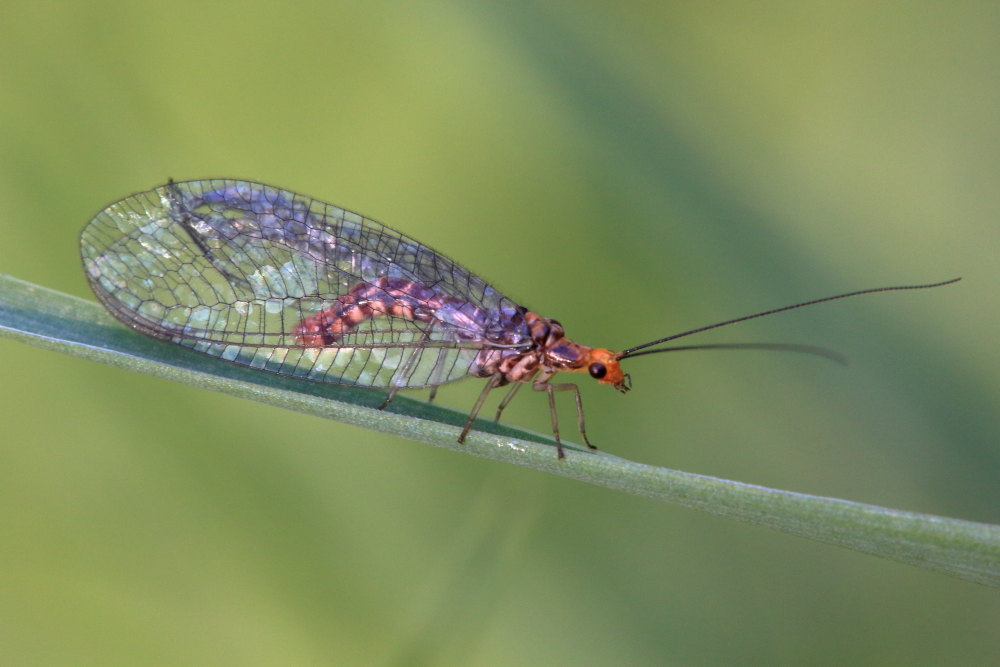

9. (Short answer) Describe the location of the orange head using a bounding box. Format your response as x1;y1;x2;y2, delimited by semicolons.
581;347;631;392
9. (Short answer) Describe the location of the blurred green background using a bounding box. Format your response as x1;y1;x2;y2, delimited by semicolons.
2;2;998;664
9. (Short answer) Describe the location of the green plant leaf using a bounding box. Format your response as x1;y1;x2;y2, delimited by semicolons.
2;274;998;587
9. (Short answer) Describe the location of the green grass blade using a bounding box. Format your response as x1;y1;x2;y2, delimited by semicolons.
2;274;999;586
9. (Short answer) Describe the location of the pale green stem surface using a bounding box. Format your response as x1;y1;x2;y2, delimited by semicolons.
2;275;998;587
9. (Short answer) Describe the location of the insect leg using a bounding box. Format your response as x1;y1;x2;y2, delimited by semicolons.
532;378;598;458
531;377;565;459
458;373;504;444
424;328;453;405
552;381;597;451
378;385;401;410
493;381;524;422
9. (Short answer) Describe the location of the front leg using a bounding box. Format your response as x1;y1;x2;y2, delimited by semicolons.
532;376;598;459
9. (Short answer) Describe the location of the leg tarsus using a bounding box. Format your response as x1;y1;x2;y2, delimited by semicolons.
377;386;400;410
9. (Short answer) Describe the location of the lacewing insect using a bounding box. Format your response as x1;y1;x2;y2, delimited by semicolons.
80;179;959;458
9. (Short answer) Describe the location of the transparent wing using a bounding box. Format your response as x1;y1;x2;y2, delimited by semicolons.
80;179;529;388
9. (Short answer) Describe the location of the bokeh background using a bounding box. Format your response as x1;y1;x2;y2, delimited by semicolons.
2;2;998;664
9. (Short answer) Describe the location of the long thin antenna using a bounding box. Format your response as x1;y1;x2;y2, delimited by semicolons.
618;342;848;364
617;278;960;359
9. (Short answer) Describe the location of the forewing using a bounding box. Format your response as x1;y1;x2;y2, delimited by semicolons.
80;179;525;388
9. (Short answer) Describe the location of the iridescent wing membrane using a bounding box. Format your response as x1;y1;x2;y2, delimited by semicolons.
80;179;529;388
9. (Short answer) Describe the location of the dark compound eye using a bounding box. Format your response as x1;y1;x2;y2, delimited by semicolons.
588;362;607;379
